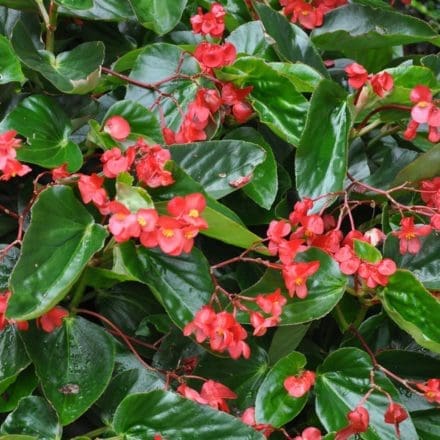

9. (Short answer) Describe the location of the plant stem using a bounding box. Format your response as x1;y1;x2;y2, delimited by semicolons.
69;273;87;310
45;1;58;53
34;0;50;28
334;304;350;332
83;426;111;438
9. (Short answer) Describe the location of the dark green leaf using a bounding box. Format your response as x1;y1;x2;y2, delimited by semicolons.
269;62;323;93
7;186;107;320
113;390;265;439
316;347;418;440
21;316;115;425
353;239;382;263
412;410;440;440
268;324;310;364
128;0;187;35
254;3;328;76
0;246;19;290
55;0;92;8
379;270;440;353
0;35;24;84
295;80;351;212
0;368;38;414
58;0;135;21
1;96;82;172
255;352;308;427
218;57;309;145
114;242;213;328
0;396;61;439
311;4;440;51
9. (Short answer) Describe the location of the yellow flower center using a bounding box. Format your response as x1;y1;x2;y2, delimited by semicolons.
404;232;416;240
162;229;174;238
138;217;147;227
295;277;304;286
189;208;199;218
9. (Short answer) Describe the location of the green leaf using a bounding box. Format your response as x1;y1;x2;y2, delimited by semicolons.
114;242;213;328
412;410;440;440
383;234;439;290
55;0;92;8
0;246;19;290
128;0;187;35
12;19;104;93
169;140;266;199
113;390;265;439
353;239;382;263
21;316;115;425
254;3;328;76
1;96;82;172
269;62;323;93
102;100;164;145
125;44;200;130
316;347;418;440
58;0;135;21
241;248;347;324
218;57;309;145
0;368;38;414
0;326;30;392
255;352;308;428
224;128;278;210
295;80;351;213
195;346;269;410
311;4;440;51
0;396;61;439
116;181;154;213
268;324;310;364
7;186;108;320
378;270;440;353
0;35;24;84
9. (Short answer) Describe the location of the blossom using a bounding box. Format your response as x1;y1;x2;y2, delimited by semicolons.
221;83;254;123
294;427;322;440
267;219;291;255
335;406;369;440
0;292;28;331
167;193;208;229
392;217;432;254
282;261;320;298
37;307;69;332
384;402;408;437
241;407;275;437
77;173;108;207
255;288;286;318
334;245;361;275
344;63;369;89
190;3;225;38
416;378;440;404
0;159;32;181
194;42;236;71
156;216;186;256
357;258;397;288
108;202;141;243
101;147;135;178
103;115;131;141
370;72;394;97
52;164;70;180
284;370;316;398
250;312;279;336
421;177;440;209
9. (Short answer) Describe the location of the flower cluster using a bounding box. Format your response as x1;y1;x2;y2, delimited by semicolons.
190;2;225;38
421;177;440;230
194;41;236;72
404;85;440;143
280;0;347;30
177;380;236;412
183;305;250;359
284;370;316;398
240;407;275;438
0;130;31;181
250;288;287;336
416;378;440;404
345;63;394;98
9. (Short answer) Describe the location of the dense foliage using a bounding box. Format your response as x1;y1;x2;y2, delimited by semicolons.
0;0;439;439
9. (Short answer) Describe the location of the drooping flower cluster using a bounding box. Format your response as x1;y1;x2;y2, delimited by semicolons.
280;0;348;30
0;130;31;181
177;380;237;412
183;305;250;359
190;2;226;38
344;63;394;98
284;370;316;398
403;85;440;143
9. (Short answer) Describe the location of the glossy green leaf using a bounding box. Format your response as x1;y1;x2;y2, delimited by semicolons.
195;346;269;410
113;390;265;439
254;3;327;76
311;4;440;51
269;62;323;93
0;0;35;9
255;351;308;427
0;35;24;84
1;96;82;172
102;100;164;145
12;20;104;93
0;246;19;290
353;239;382;264
114;242;213;328
125;44;200;130
295;80;351;213
0;396;61;439
58;0;135;21
412;410;440;440
0;326;30;392
55;0;92;8
128;0;187;35
116;181;154;213
21;316;115;425
383;234;439;290
224;128;278;210
7;186;108;320
0;368;38;414
241;248;347;324
378;270;440;353
218;57;309;146
169;140;266;199
316;347;418;440
268;324;310;364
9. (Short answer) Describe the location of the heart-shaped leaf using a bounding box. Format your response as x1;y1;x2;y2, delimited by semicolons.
0;35;24;84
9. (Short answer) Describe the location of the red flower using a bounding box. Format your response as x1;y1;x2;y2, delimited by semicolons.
156;216;186;256
392;217;432;254
310;229;343;254
177;383;208;405
421;177;440;209
194;42;236;71
370;72;394;97
52;164;70;180
0;159;31;181
334;245;361;275
267;219;291;255
335;406;369;440
282;261;320;298
289;198;314;226
167;193;208;229
278;238;306;265
357;258;396;288
190;3;225;38
0;292;28;331
256;288;286;318
430;213;440;231
101;147;135;178
77;174;109;208
103;115;131;141
0;130;21;168
284;370;316;398
37;307;69;332
108;202;141;243
241;407;275;438
183;305;216;343
294;427;322;440
199;380;237;412
416;378;440;404
344;63;369;89
250;311;279;336
384;402;408;437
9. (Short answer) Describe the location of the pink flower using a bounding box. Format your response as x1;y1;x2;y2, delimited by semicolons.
294;427;322;440
167;193;208;229
284;370;316;398
190;3;225;38
77;174;108;207
392;217;432;254
37;307;69;332
101;147;135;178
194;42;236;71
282;261;320;298
108;202;141;243
103;115;131;141
344;63;368;89
335;406;369;440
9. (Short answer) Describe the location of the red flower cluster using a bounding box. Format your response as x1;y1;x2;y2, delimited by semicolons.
221;82;254;123
284;370;316;398
194;41;236;72
183;305;250;359
241;407;275;438
177;380;236;412
108;193;207;256
294;427;322;440
392;217;432;255
103;115;131;141
335;406;369;440
416;378;440;404
0;130;31;181
190;3;225;38
280;0;347;30
421;177;440;230
344;63;394;97
404;85;440;143
250;288;287;336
